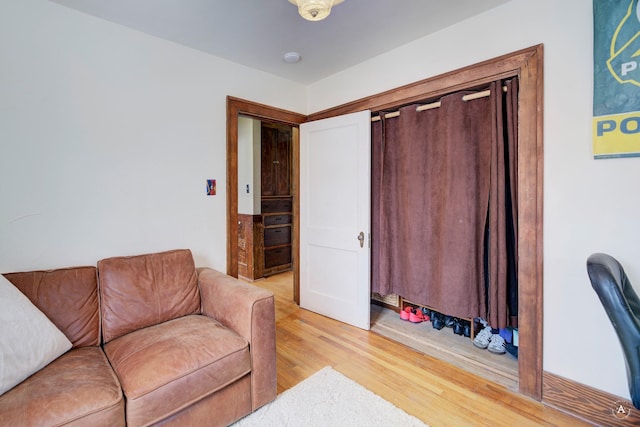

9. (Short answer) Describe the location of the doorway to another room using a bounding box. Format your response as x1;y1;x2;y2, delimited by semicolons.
226;97;306;302
236;118;295;282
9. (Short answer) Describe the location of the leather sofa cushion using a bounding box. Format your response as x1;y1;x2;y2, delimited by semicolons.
0;347;124;427
3;266;100;348
104;314;250;426
98;249;201;343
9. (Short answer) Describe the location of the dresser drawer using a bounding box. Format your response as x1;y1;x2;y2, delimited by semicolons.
262;198;292;213
264;214;292;226
265;246;292;269
264;226;291;247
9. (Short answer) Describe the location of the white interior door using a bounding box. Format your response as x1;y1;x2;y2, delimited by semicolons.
299;110;371;330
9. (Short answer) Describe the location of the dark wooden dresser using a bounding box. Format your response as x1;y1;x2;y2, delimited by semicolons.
261;196;292;276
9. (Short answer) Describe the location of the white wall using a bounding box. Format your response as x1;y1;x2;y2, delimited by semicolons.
237;117;261;215
0;0;305;273
307;0;639;401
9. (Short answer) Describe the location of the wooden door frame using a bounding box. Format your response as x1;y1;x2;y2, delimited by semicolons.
227;43;543;400
226;97;306;303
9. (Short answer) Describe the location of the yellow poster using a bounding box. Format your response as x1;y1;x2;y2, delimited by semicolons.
593;0;640;159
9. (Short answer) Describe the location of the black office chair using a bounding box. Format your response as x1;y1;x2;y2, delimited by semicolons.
587;253;640;409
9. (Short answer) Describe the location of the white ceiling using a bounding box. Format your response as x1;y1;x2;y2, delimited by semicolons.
51;0;511;85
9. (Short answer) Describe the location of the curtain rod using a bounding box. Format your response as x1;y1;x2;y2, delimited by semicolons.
371;87;507;122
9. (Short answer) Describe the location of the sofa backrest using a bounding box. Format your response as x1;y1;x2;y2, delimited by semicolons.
97;249;201;344
3;266;100;348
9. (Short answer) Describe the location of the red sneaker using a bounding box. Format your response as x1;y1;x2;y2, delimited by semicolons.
409;309;426;323
400;306;412;321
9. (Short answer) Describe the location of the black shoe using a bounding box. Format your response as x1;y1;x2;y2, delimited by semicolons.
473;318;485;336
432;313;445;330
444;315;455;328
453;318;464;335
463;322;471;338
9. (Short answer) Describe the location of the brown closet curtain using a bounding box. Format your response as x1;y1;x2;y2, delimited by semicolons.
372;80;518;328
504;78;519;328
485;78;520;329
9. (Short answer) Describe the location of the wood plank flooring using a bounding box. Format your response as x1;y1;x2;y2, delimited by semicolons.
248;272;591;426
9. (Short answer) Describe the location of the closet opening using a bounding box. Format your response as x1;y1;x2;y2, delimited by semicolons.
306;44;543;400
369;79;520;390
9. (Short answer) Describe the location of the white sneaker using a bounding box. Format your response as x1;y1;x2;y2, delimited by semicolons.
473;326;493;349
488;334;506;354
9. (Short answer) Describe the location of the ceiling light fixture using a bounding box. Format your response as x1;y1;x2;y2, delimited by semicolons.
288;0;345;22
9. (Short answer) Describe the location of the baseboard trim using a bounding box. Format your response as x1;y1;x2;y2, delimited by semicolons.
543;371;640;426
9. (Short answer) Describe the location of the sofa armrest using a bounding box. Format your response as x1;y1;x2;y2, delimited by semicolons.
196;268;276;410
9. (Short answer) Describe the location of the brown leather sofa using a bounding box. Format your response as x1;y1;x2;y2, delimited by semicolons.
0;249;276;426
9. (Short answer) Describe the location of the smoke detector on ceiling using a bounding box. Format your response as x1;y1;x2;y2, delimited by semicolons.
283;52;301;63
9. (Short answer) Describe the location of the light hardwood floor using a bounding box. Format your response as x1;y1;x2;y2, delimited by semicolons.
247;272;591;427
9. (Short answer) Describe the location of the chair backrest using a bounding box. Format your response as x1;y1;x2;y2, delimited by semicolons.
3;266;100;348
98;249;201;343
587;253;640;335
587;252;640;408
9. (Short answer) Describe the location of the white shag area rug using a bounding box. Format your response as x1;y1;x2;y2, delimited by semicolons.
233;366;428;427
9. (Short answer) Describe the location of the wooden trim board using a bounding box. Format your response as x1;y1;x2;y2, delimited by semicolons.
543;371;639;426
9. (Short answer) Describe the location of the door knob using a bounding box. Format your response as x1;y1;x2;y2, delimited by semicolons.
357;231;365;248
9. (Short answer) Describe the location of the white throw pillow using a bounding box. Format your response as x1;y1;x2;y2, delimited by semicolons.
0;274;72;396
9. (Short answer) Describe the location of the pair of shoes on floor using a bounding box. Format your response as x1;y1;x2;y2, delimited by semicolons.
431;312;471;337
473;326;506;354
400;306;429;323
452;318;471;337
